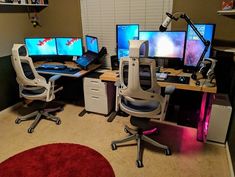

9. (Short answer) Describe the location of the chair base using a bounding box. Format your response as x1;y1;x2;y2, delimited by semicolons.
111;125;171;168
15;107;62;133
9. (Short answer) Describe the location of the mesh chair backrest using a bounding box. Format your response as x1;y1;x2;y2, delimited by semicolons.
119;57;161;101
11;44;47;87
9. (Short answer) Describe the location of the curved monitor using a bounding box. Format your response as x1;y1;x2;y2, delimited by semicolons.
25;37;57;56
139;31;186;60
184;24;215;67
56;37;83;56
116;24;139;60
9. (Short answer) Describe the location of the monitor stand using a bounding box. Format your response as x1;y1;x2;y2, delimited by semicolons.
72;56;78;61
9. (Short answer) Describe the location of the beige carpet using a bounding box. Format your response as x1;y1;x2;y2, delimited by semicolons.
0;104;230;177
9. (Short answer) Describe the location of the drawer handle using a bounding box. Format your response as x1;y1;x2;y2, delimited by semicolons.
91;89;99;92
90;81;99;83
92;96;99;99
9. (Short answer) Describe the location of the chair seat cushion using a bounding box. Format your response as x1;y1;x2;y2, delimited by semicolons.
121;96;160;113
22;87;46;96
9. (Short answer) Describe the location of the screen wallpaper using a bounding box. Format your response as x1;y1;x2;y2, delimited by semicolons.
139;31;186;59
184;24;215;67
86;36;99;54
25;38;57;56
56;38;83;56
117;24;139;60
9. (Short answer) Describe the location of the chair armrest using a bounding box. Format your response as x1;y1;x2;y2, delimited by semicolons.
48;74;63;94
114;79;121;87
49;75;62;83
165;86;175;95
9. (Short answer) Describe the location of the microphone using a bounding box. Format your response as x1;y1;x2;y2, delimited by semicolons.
159;12;175;32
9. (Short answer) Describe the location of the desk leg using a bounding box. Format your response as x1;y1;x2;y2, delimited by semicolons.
197;93;214;142
107;111;118;122
78;109;87;117
107;86;119;122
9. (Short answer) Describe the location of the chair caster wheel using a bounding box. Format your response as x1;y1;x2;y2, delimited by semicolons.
56;119;61;125
15;118;21;124
136;160;143;168
28;128;34;133
165;148;171;156
111;143;117;150
124;127;133;135
124;127;129;133
124;127;127;132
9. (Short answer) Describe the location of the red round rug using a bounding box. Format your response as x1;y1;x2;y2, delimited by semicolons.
0;143;115;177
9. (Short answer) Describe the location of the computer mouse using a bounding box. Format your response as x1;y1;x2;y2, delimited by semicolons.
179;76;185;82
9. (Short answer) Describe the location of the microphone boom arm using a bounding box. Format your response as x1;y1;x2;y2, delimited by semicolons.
179;13;210;70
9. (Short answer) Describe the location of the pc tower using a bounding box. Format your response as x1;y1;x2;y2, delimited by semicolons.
207;94;232;144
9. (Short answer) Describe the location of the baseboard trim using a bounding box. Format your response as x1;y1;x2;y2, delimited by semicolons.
0;102;22;116
226;142;235;177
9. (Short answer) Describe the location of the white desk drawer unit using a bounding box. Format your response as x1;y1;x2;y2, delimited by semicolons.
84;77;115;115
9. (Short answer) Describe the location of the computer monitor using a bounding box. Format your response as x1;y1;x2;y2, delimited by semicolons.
116;24;139;60
56;37;83;56
85;35;99;54
184;24;215;67
139;31;186;60
25;37;57;56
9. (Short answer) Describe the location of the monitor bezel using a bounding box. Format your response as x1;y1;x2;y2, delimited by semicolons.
85;35;99;54
55;37;83;56
116;24;140;60
139;30;187;61
183;23;216;69
24;37;58;57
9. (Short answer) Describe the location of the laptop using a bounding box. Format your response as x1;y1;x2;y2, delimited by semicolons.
76;35;99;69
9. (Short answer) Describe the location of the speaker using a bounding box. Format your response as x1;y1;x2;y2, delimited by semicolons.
111;55;119;70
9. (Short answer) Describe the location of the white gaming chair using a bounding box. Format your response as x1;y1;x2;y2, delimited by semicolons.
11;44;63;133
111;40;175;168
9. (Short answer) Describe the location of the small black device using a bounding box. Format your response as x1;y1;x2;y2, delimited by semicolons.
97;47;107;64
195;80;200;86
111;55;119;70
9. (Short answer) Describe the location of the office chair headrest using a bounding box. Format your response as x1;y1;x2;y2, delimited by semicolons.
129;40;149;58
19;45;27;57
12;44;28;57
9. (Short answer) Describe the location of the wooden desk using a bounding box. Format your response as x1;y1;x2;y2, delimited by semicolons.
100;68;217;142
34;61;101;78
100;68;217;93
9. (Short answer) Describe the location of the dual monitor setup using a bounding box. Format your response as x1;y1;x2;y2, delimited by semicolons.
25;35;99;64
116;23;215;71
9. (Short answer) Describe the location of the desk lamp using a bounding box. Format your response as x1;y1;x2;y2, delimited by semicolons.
159;12;211;80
